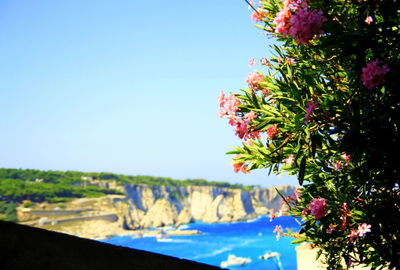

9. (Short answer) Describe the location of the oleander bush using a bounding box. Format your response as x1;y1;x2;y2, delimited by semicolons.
220;0;400;268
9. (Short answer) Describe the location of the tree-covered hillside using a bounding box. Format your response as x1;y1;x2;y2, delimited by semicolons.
0;168;258;222
0;168;257;190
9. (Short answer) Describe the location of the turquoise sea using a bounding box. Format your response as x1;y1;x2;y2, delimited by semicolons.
102;216;301;270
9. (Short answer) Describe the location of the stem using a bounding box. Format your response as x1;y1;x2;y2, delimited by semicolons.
244;0;258;13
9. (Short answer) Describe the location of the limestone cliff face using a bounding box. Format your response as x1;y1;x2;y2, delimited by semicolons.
120;184;296;229
140;198;178;228
251;184;296;213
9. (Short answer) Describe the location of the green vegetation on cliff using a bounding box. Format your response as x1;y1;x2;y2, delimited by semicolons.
0;168;258;222
0;168;257;190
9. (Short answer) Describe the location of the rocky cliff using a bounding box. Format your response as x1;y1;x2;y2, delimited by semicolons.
19;184;296;237
118;184;296;229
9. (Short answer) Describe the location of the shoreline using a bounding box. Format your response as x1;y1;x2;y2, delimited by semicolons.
33;213;279;240
98;214;271;240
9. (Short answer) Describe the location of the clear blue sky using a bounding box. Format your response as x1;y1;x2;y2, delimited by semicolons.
0;0;297;187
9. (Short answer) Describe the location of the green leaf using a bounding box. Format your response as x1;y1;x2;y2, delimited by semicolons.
298;156;306;186
225;150;243;155
292;237;307;244
316;249;323;260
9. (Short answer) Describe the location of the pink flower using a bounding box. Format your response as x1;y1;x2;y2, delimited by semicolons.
246;72;265;89
284;154;295;166
361;59;390;89
267;125;279;139
248;130;261;140
293;189;300;202
273;225;283;240
244;111;258;122
232;162;243;173
305;100;319;124
233;118;249;139
301;208;310;215
348;229;359;242
277;208;284;217
241;165;250;174
218;91;226;107
248;57;256;67
219;92;241;118
357;223;372;237
364;16;373;25
260;57;271;67
289;8;327;45
251;8;265;22
273;5;292;37
270;209;276;221
261;88;271;96
348;223;371;242
229;117;261;141
286;58;296;65
278;57;296;65
287;0;308;11
333;160;342;171
341;153;351;164
232;162;250;174
309;198;327;219
327;224;336;233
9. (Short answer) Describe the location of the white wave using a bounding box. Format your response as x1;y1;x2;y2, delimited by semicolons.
246;216;262;223
177;224;189;230
169;239;193;243
156;238;174;242
192;246;233;259
156;238;193;243
191;239;257;259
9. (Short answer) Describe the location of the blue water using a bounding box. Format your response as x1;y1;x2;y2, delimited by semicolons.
102;216;300;270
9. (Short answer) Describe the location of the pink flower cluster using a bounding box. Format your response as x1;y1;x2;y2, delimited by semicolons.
244;111;258;121
278;57;296;65
348;223;371;242
332;153;351;171
273;4;291;36
218;91;240;118
327;224;336;233
251;7;266;22
218;91;261;142
246;72;265;89
273;0;326;45
248;58;256;67
267;125;279;139
361;59;390;89
364;16;373;25
273;225;284;240
333;160;342;171
341;153;350;164
328;153;350;171
308;197;327;219
289;9;327;44
231;118;261;141
232;162;250;174
270;208;277;221
284;154;295;166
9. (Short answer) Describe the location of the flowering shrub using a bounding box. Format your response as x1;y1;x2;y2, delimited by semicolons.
220;0;400;268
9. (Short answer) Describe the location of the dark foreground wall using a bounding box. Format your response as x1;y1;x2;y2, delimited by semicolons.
0;221;222;270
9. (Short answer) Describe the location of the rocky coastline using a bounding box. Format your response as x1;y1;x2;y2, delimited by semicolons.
18;184;296;240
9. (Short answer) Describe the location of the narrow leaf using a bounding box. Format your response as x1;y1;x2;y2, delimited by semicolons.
298;156;306;186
